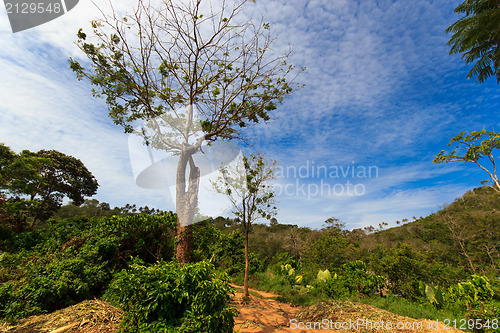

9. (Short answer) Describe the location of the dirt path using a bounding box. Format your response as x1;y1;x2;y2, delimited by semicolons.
230;285;465;333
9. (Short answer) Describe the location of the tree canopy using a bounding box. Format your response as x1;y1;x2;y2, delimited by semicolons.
433;130;500;193
0;144;99;229
446;0;500;83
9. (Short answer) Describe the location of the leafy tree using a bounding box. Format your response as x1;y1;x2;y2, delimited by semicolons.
0;145;98;229
302;231;353;273
212;153;277;297
446;0;500;83
433;130;500;192
323;216;347;236
30;150;98;217
374;243;430;298
0;144;16;188
70;0;301;264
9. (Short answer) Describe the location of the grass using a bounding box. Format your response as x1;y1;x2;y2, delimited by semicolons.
245;272;331;306
350;295;461;323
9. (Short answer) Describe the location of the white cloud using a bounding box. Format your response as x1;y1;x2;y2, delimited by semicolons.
0;0;499;228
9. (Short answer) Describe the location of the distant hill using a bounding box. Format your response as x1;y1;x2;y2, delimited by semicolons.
362;186;499;274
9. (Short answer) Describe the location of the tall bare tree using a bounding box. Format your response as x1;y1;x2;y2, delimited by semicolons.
70;0;301;263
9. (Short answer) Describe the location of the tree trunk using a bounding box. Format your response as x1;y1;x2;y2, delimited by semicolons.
175;150;200;264
176;223;193;264
444;215;476;273
244;222;250;297
484;244;499;269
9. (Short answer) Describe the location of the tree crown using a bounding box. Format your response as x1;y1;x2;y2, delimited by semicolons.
446;0;500;83
70;0;302;153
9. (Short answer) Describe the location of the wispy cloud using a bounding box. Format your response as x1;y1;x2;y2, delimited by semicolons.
1;0;499;228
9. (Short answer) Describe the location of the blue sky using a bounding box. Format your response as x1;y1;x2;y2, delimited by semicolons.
1;0;499;230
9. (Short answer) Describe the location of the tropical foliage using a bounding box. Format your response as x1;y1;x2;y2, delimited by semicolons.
434;130;500;192
0;144;98;230
447;0;500;83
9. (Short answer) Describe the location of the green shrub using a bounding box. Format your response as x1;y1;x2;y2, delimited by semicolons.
419;282;445;309
446;275;499;330
322;277;350;299
373;243;428;298
272;252;296;275
192;221;226;262
318;261;385;299
0;213;180;320
341;261;385;295
104;259;237;333
92;213;176;264
210;230;264;277
417;275;499;331
0;254;94;319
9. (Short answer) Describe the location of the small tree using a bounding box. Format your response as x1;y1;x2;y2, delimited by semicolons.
323;217;346;235
212;153;277;297
70;0;300;264
433;130;500;193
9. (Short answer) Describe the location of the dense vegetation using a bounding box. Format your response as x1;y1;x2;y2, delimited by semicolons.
0;0;500;332
1;0;500;329
1;145;499;332
0;184;498;331
230;186;500;330
0;211;238;332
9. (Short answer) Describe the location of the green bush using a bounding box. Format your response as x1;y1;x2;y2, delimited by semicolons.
0;253;94;319
322;276;350;299
192;221;225;262
341;261;385;295
418;275;499;331
0;213;178;320
318;261;385;299
272;252;296;275
92;213;177;264
104;259;237;333
446;275;499;330
373;243;428;298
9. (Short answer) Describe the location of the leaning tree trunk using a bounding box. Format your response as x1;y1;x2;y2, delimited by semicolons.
175;150;200;264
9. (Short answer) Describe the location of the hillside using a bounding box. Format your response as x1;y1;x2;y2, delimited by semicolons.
361;186;499;274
